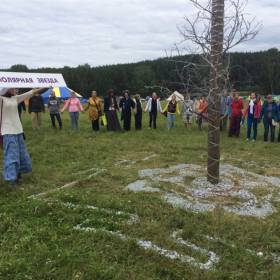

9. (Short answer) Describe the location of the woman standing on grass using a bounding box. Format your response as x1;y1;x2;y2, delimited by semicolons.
48;91;62;129
196;96;208;130
134;94;143;130
244;93;262;142
119;90;135;131
85;91;103;132
103;89;121;132
182;94;194;128
163;94;180;130
61;91;84;130
228;91;243;137
0;88;45;187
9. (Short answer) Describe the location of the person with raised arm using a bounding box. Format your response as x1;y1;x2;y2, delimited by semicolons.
84;90;103;132
0;88;46;187
61;91;84;130
145;92;163;129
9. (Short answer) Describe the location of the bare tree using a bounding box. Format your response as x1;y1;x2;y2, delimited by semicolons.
171;0;261;184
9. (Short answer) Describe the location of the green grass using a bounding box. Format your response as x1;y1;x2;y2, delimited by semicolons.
0;111;280;280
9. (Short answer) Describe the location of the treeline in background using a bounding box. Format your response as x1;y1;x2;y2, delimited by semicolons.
2;48;280;98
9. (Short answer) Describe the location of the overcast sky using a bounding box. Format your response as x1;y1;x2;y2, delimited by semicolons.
1;0;279;68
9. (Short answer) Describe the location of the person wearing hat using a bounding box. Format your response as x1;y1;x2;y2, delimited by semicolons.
259;95;278;143
119;90;135;131
0;88;46;187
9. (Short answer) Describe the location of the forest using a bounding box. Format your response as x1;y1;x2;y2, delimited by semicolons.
2;48;280;98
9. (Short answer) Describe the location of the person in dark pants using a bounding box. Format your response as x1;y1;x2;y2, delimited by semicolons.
228;91;243;137
48;91;62;129
244;93;262;142
134;94;143;130
103;89;122;132
119;90;135;131
260;95;278;143
145;92;163;129
85;91;103;132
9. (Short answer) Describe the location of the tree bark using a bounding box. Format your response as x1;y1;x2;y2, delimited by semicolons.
207;0;225;184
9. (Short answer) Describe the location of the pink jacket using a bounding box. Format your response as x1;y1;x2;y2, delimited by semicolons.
62;98;83;113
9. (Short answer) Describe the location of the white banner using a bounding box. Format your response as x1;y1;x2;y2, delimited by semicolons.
0;71;67;88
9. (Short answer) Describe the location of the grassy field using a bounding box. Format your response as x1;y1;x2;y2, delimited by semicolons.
0;111;280;280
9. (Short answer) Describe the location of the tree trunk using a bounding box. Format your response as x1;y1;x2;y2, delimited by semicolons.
207;0;225;184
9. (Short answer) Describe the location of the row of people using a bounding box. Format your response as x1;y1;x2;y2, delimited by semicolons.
19;89;280;144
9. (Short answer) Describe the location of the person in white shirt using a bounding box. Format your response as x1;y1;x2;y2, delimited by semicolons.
145;92;163;129
0;88;45;186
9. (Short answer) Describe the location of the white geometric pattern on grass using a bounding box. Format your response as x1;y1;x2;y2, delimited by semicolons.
126;164;280;218
28;165;220;270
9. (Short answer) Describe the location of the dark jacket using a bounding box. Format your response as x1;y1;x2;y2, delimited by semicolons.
260;101;278;124
29;95;45;113
104;96;119;112
119;97;135;113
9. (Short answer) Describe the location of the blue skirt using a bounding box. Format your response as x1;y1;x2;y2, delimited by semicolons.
3;134;32;182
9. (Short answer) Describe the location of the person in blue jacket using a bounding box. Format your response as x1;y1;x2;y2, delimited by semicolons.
260;95;279;143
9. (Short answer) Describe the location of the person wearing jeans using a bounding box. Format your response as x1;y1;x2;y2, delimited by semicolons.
260;95;278;143
61;91;84;130
164;94;180;130
244;93;262;142
145;92;163;129
48;91;62;129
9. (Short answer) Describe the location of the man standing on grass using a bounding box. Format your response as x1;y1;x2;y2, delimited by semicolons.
260;95;278;143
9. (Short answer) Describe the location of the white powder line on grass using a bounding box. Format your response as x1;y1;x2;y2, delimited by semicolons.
73;167;104;176
205;235;280;263
28;168;106;199
142;154;158;161
74;225;219;270
115;154;158;168
28;180;79;199
49;201;140;225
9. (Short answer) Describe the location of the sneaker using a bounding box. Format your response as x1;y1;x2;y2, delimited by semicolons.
246;138;250;142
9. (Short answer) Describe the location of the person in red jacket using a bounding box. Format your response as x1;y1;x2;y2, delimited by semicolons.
244;93;262;142
229;91;243;137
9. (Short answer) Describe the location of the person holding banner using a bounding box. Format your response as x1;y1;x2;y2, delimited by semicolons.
0;88;45;187
61;91;84;130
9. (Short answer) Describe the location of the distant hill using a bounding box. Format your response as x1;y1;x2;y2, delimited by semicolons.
2;48;280;97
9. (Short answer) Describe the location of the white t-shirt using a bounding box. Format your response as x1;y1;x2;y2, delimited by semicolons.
249;100;255;115
0;90;34;135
